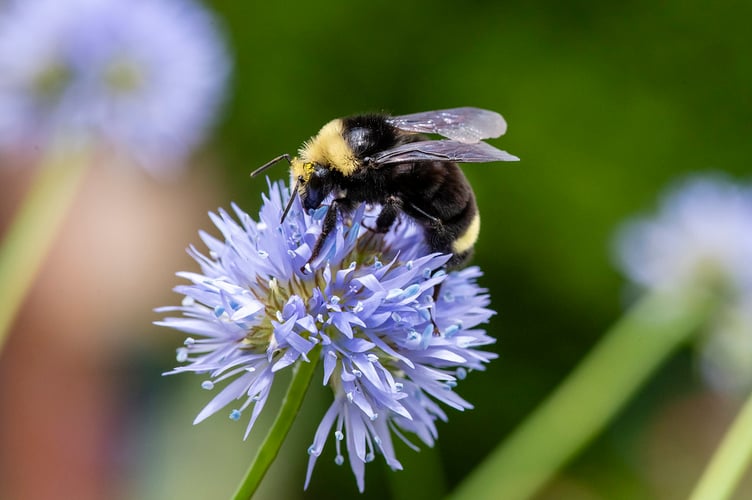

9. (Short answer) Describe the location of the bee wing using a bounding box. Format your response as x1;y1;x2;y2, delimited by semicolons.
385;107;507;143
370;140;519;166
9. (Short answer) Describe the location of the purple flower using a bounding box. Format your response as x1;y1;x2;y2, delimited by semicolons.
158;180;497;492
615;174;752;297
0;0;229;174
614;174;752;394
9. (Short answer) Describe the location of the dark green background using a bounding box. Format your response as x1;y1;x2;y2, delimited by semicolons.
152;1;752;498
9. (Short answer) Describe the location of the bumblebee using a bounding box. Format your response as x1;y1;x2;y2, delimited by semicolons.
252;107;519;269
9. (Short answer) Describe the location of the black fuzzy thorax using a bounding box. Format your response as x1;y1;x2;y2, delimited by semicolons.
341;114;402;158
332;114;478;267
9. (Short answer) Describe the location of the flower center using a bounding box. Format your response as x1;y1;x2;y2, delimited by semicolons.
32;61;71;101
242;223;417;355
103;57;143;94
244;276;313;347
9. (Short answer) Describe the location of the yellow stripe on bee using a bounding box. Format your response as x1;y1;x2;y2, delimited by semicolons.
299;119;359;176
452;213;480;254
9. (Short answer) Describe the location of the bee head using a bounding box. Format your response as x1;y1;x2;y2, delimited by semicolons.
291;158;331;211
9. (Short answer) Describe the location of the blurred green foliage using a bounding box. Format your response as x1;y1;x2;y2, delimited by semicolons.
174;0;752;497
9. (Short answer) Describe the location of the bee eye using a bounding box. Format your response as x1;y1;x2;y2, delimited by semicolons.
298;175;304;183
313;163;329;178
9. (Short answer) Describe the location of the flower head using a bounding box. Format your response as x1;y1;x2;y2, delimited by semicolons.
615;174;752;393
615;175;752;297
0;0;229;174
157;180;497;491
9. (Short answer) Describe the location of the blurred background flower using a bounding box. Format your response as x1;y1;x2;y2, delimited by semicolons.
615;175;752;299
0;0;229;174
615;175;752;396
0;0;230;499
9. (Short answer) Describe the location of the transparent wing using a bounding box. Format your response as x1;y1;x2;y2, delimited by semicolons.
385;107;507;143
370;140;519;166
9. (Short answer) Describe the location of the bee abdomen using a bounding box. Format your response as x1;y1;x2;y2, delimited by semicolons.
451;212;480;255
422;196;479;269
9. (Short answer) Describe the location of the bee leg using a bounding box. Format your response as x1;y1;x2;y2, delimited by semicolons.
305;202;339;271
303;198;350;273
409;203;450;337
364;195;401;233
409;202;442;225
431;284;442;336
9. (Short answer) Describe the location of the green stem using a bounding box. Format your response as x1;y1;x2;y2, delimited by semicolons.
449;289;715;500
232;349;320;500
688;389;752;500
0;146;89;352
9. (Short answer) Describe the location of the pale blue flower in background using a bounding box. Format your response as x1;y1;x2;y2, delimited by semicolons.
158;181;497;491
0;0;229;174
615;174;752;393
616;175;752;296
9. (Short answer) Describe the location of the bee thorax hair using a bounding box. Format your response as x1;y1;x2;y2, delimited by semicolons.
299;119;359;176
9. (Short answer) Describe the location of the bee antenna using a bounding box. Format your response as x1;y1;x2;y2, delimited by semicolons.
280;176;301;223
251;153;292;177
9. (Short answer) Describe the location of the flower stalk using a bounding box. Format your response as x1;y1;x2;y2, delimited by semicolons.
0;146;89;351
232;346;320;500
450;289;717;500
689;388;752;500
